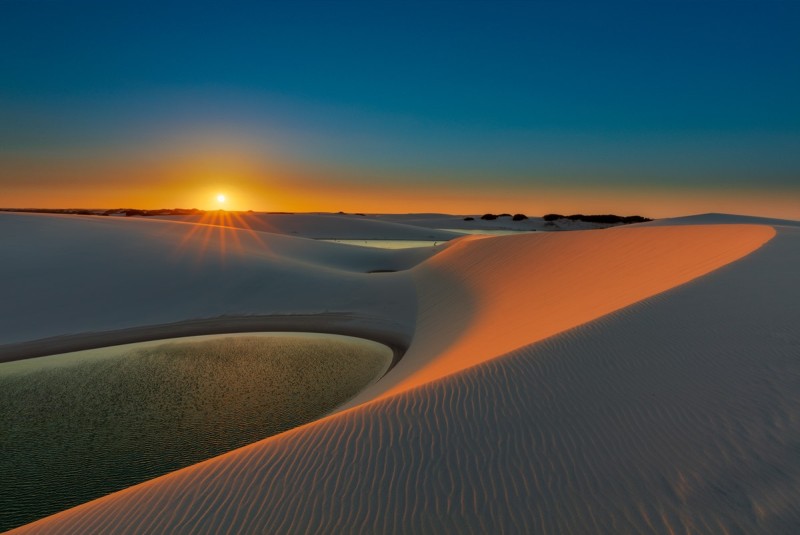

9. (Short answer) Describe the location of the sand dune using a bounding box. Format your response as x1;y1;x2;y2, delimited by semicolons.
0;212;434;353
643;212;800;228
150;211;462;240
6;213;795;533
356;224;774;402
150;211;615;237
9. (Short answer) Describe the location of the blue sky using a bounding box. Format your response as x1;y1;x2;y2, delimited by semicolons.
1;1;798;214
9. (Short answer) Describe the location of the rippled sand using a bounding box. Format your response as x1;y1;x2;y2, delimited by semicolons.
3;213;798;534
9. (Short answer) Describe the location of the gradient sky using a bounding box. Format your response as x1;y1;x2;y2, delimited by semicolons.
1;0;798;217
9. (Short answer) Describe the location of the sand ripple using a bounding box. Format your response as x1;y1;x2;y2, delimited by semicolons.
11;224;798;534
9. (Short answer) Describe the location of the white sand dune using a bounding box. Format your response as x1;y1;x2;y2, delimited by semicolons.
150;210;580;238
150;211;463;240
0;212;438;354
3;212;798;533
643;212;800;228
145;210;624;239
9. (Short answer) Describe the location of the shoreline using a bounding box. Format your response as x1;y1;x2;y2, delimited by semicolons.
0;313;409;372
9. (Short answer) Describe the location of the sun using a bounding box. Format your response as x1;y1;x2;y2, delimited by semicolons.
216;194;226;204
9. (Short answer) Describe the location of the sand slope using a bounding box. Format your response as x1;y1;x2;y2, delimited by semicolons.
357;224;775;402
149;212;462;240
643;212;800;228
7;216;795;534
153;211;618;236
0;212;437;353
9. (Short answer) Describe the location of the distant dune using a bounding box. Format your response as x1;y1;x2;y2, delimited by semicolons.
643;212;800;228
2;212;799;534
150;211;464;240
0;212;433;352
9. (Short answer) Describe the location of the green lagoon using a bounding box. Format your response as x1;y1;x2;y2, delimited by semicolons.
0;333;391;531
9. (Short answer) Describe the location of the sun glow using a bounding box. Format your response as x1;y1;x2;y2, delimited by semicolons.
216;194;226;204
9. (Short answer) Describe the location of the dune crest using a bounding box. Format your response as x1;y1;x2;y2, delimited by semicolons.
361;224;775;402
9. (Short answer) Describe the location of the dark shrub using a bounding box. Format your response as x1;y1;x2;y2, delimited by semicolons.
480;213;498;220
552;214;653;224
512;213;528;221
569;214;616;223
543;213;564;221
622;215;652;224
463;217;474;221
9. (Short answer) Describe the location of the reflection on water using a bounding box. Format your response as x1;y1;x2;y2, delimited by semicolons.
439;229;536;236
320;239;446;249
0;333;391;532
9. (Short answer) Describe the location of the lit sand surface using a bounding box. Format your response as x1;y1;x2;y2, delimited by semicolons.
358;224;775;402
3;212;799;534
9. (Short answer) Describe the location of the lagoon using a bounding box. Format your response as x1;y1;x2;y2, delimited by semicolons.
319;239;445;248
0;333;391;531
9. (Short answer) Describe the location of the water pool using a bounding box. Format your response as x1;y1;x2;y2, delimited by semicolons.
0;332;391;531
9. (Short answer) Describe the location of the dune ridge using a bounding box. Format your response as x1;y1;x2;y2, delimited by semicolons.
5;220;787;534
354;224;775;402
642;212;800;228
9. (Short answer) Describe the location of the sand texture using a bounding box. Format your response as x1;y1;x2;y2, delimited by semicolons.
2;212;798;534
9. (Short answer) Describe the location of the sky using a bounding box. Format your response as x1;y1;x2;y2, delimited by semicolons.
1;0;798;218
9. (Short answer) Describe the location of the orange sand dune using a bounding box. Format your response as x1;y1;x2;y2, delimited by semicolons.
354;224;775;403
7;223;779;534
